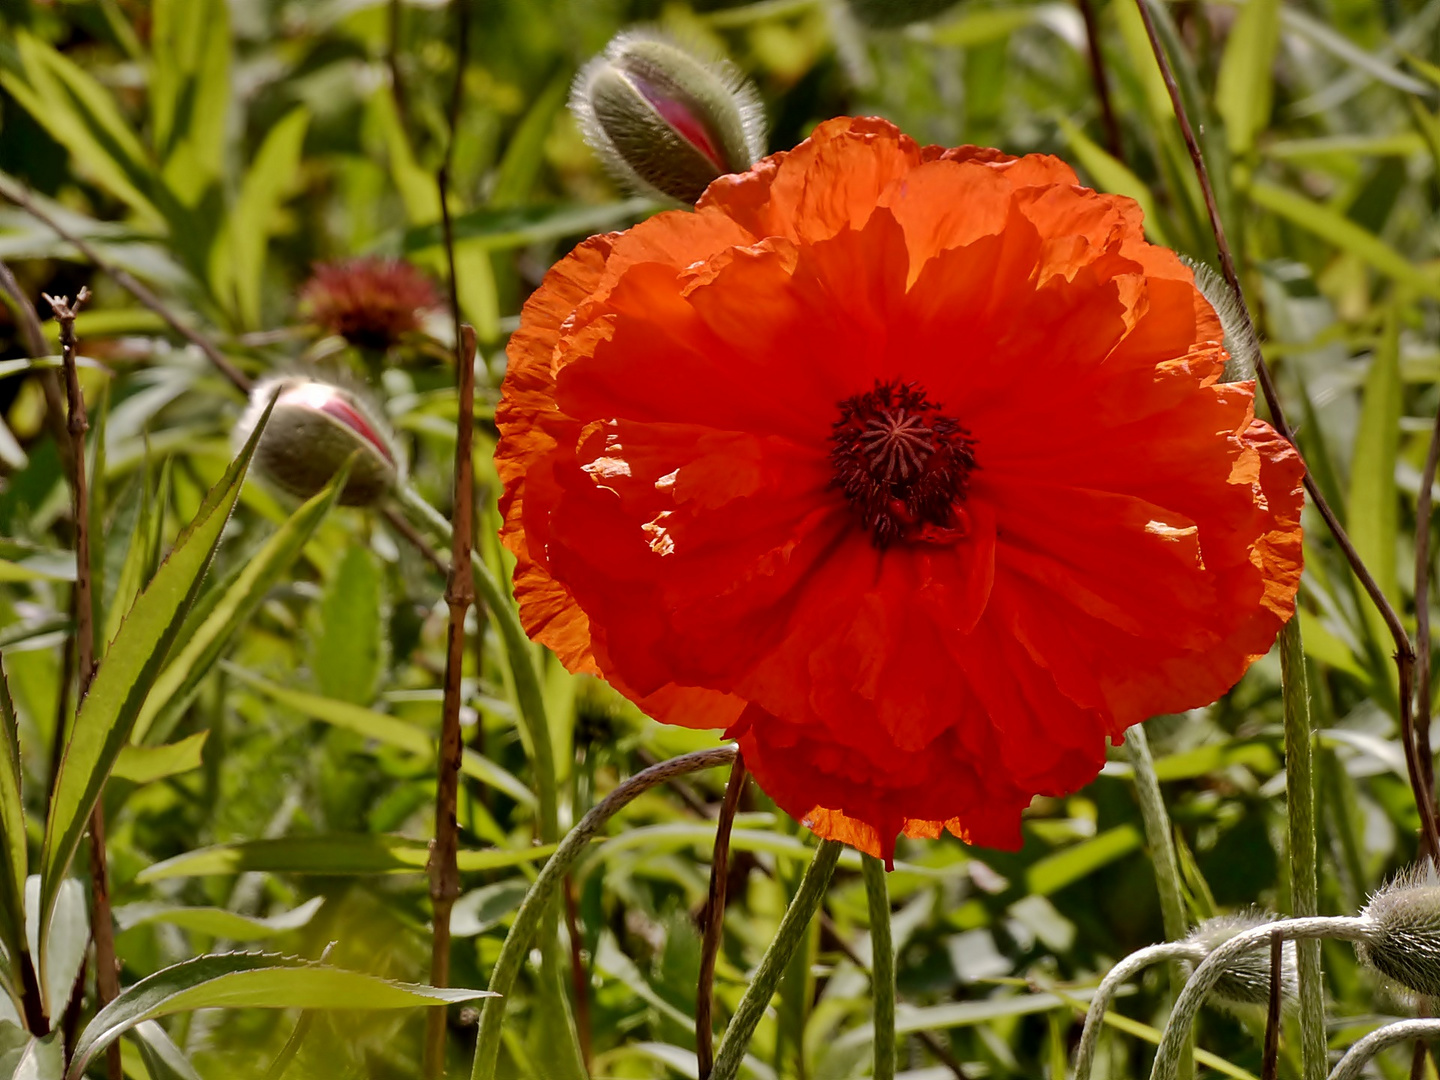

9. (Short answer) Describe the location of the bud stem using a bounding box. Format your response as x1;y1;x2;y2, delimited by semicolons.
468;747;739;1080
862;853;896;1080
1149;916;1376;1080
1074;941;1201;1080
1331;1020;1440;1080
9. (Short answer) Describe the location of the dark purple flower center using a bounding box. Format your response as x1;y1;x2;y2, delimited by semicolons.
829;380;977;548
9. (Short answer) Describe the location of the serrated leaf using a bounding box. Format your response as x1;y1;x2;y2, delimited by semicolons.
0;661;26;982
1216;0;1281;156
111;732;209;785
38;405;270;981
135;834;557;881
227;667;536;808
131;456;346;745
66;953;494;1080
114;896;323;942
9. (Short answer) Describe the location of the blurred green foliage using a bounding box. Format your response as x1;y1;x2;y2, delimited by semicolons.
1;0;1439;1077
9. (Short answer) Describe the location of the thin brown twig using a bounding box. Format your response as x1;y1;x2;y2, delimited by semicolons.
563;878;592;1072
1130;0;1439;862
423;321;477;1078
1415;407;1440;814
0;257;75;478
1076;0;1123;159
1261;929;1283;1080
47;289;120;1080
0;178;251;393
382;505;449;575
697;753;748;1080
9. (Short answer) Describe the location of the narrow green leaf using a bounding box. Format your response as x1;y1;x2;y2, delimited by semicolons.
402;199;653;255
1024;825;1143;895
25;877;87;1021
67;953;494;1080
1215;0;1282;156
104;456;162;649
310;545;383;706
151;0;231;204
490;72;570;209
38;405;270;974
1348;309;1403;622
9;1031;61;1080
114;897;323;942
0;660;27;975
111;732;209;785
1249;181;1440;297
227;667;536;807
129;1021;202;1080
135;834;557;881
1;32;159;222
131;459;345;745
213;107;309;329
925;7;1037;47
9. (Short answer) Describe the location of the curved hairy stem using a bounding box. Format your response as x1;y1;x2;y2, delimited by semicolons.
862;854;896;1080
1074;942;1200;1080
1330;1020;1440;1080
710;839;844;1080
1149;917;1375;1080
470;747;738;1080
697;754;748;1080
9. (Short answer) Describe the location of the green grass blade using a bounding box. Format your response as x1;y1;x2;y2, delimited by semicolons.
1215;0;1281;157
135;834;557;881
130;457;347;744
0;660;27;979
309;545;384;706
37;403;270;975
66;954;494;1080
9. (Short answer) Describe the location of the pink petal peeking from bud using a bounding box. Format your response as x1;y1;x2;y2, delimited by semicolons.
627;71;726;171
279;383;395;465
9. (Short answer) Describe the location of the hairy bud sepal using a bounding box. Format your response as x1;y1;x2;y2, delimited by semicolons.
1186;911;1299;1013
236;377;400;508
570;30;766;204
1356;864;1440;997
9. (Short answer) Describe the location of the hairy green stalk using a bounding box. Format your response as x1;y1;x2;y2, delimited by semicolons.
470;747;738;1080
1074;941;1201;1080
1279;618;1325;1080
710;839;843;1080
1125;725;1189;943
1331;1020;1440;1080
861;854;895;1080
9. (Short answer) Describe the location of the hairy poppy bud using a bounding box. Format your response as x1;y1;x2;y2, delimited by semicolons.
236;376;399;507
570;30;766;204
1186;911;1298;1010
1355;864;1440;996
846;0;961;28
1179;255;1259;383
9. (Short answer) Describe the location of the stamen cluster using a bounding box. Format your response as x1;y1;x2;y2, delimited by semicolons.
829;379;977;547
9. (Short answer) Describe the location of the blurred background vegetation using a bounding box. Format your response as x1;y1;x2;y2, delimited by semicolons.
1;0;1440;1077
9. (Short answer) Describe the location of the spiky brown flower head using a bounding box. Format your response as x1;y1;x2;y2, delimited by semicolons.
1185;910;1299;1012
570;29;766;204
235;376;400;507
298;256;440;352
1356;862;1440;997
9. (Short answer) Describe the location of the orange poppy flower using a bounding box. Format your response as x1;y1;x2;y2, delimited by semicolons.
497;116;1304;865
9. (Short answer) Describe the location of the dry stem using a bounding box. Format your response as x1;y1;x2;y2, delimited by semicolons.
46;289;120;1080
424;324;478;1078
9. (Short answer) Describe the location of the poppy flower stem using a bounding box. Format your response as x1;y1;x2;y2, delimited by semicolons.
468;746;739;1080
697;754;748;1080
1123;726;1188;945
710;839;844;1080
1148;916;1375;1080
861;854;896;1080
1074;941;1201;1080
1330;1020;1440;1080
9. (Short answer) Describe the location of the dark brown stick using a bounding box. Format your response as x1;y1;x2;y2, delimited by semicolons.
0;179;251;393
1130;0;1439;860
423;321;477;1078
47;290;120;1080
1415;408;1440;816
1260;930;1283;1080
1076;0;1123;159
697;753;748;1080
0;258;76;480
